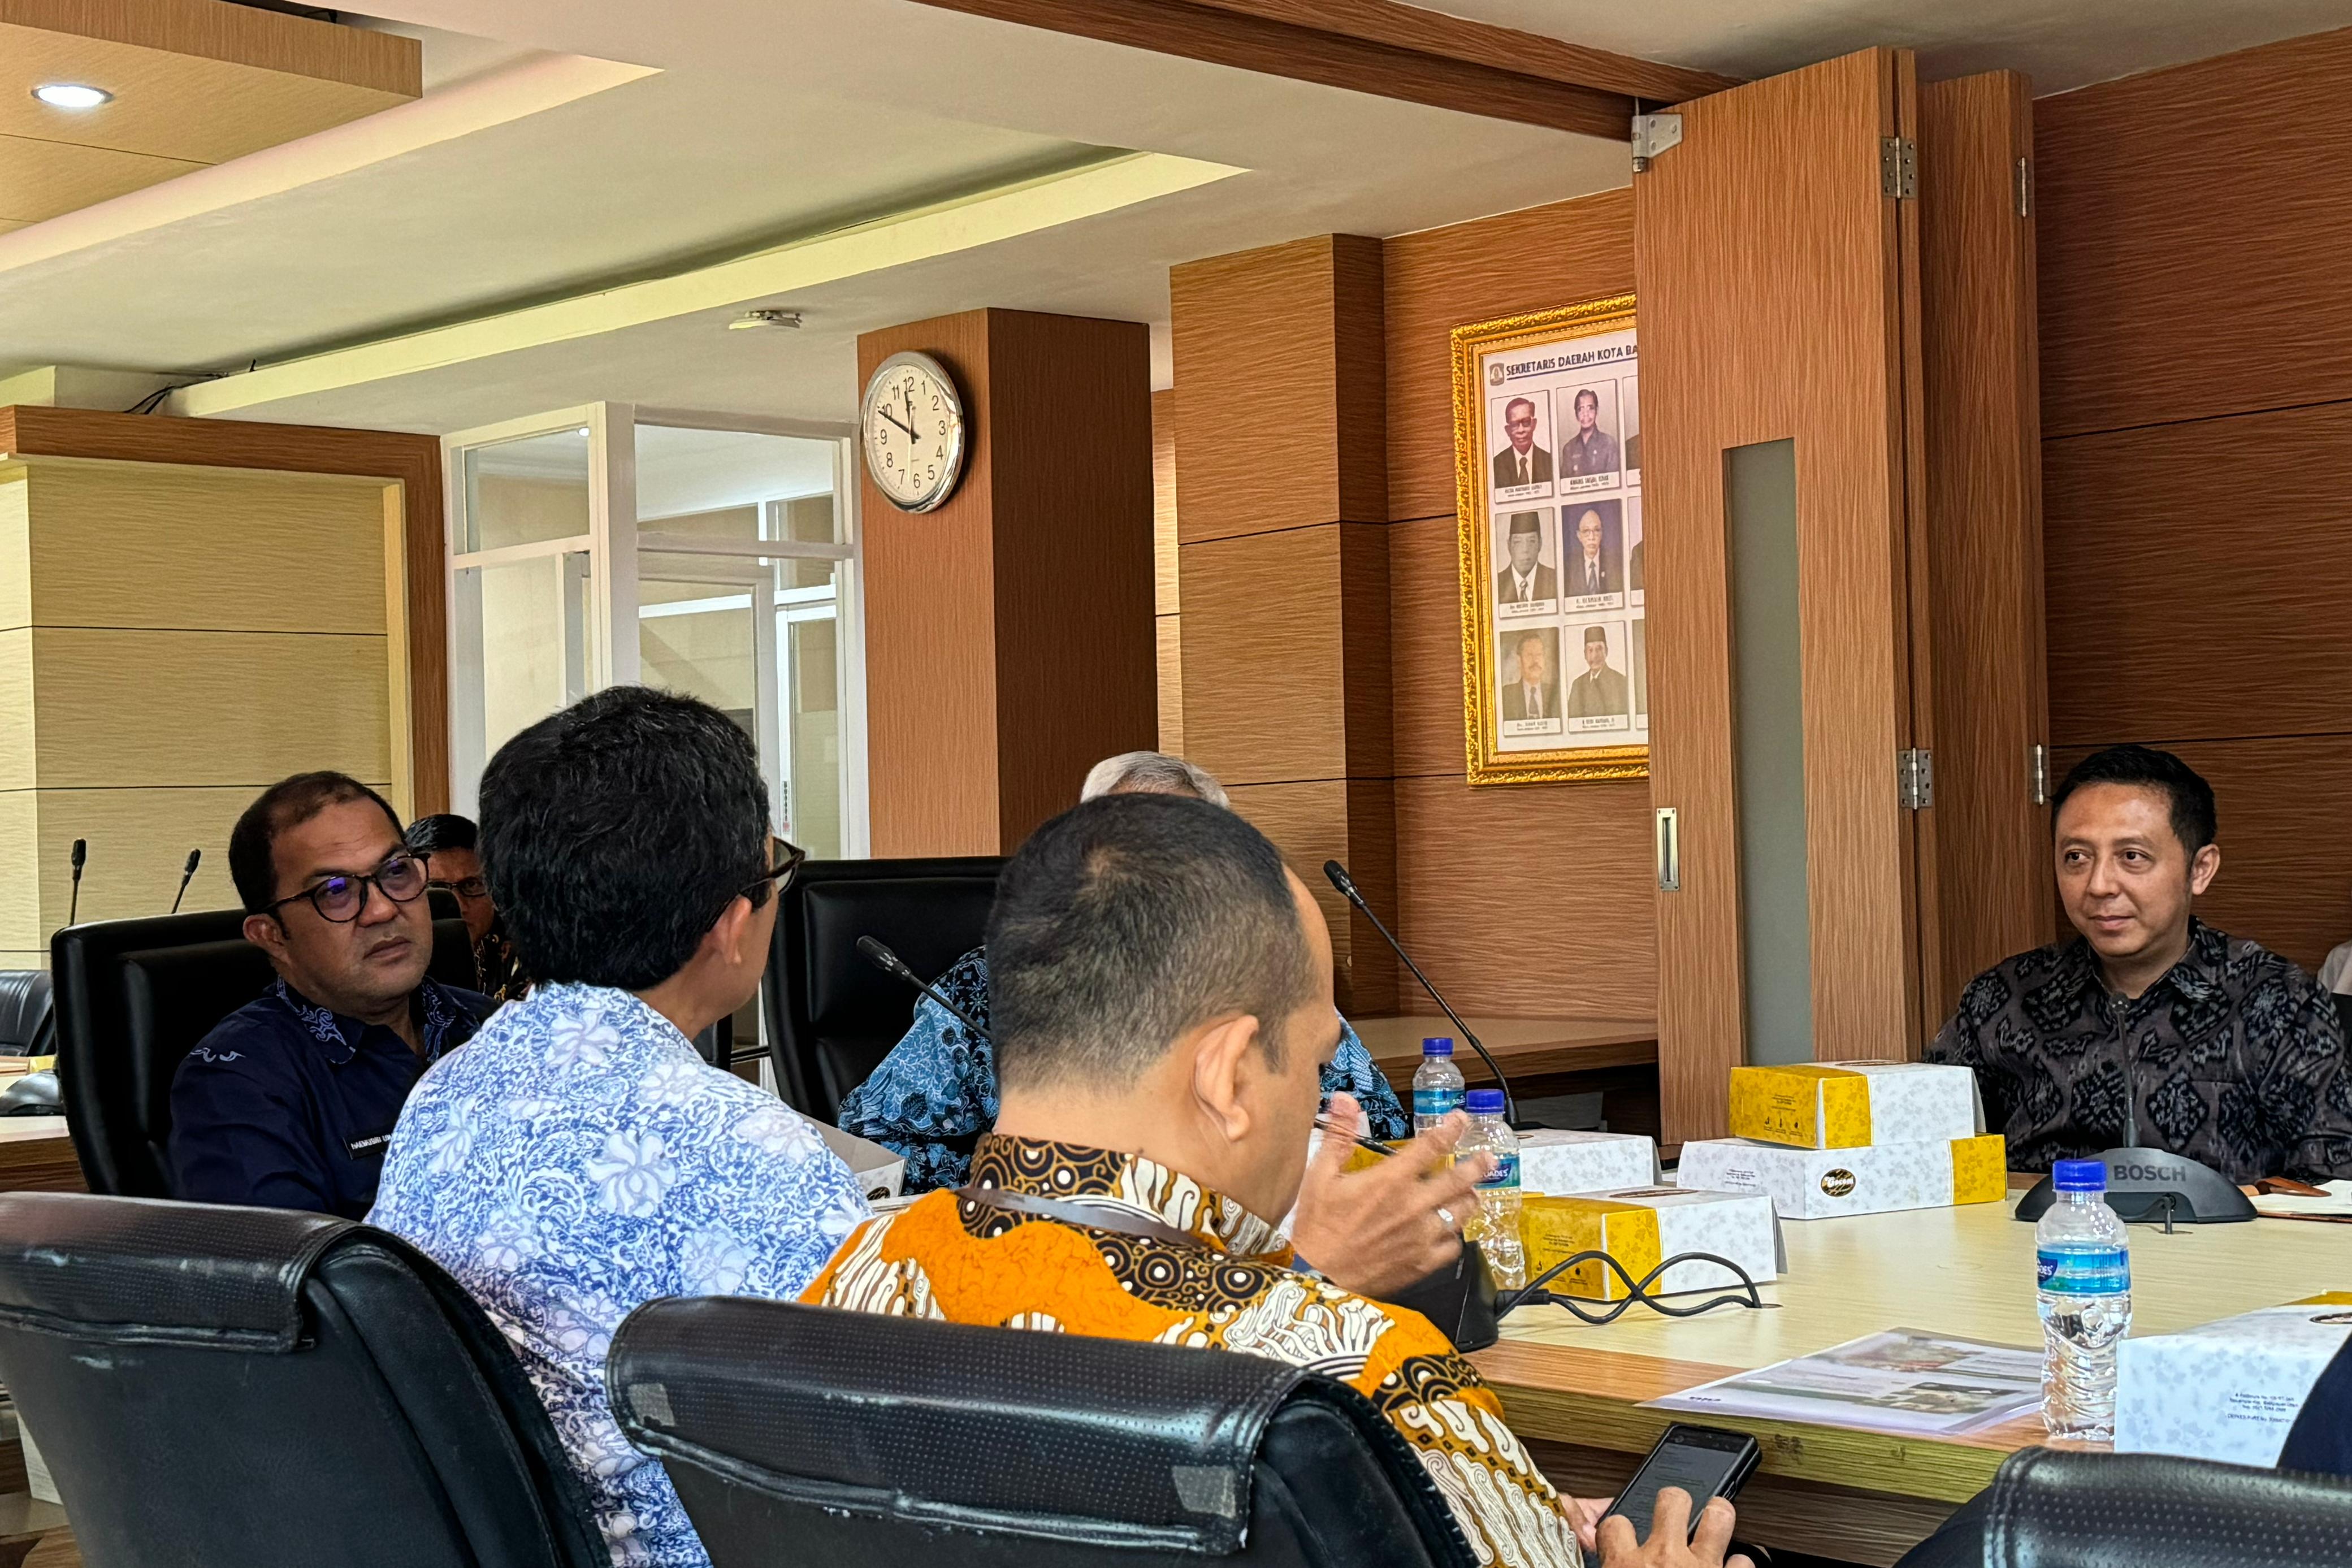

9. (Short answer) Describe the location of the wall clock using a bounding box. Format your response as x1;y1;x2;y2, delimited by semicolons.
860;350;967;513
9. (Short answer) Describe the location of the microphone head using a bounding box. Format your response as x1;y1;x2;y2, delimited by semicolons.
855;935;899;973
1322;860;1358;899
70;838;86;870
183;848;201;875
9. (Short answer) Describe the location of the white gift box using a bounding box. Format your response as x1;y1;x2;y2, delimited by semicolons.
1520;1186;1783;1300
1727;1061;1983;1149
1517;1128;1659;1196
1674;1133;2008;1220
2115;1297;2352;1466
816;1121;906;1202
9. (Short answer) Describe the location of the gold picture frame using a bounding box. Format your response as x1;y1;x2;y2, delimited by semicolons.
1453;292;1647;785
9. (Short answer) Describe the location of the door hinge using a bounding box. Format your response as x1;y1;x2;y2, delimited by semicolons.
2015;156;2033;218
2029;743;2050;807
1631;113;1683;173
1881;136;1917;200
1899;748;1934;811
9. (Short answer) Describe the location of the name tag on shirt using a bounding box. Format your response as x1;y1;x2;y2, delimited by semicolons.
344;1126;397;1160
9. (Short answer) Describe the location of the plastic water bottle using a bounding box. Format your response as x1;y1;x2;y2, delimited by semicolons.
1412;1037;1465;1134
1462;1088;1526;1289
2036;1158;2132;1441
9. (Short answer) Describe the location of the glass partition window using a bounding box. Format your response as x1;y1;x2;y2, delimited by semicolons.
464;551;592;760
462;426;592;552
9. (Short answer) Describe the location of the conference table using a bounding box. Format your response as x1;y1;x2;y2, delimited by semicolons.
1471;1193;2352;1565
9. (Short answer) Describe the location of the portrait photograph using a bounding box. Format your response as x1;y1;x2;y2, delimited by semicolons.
1491;509;1557;614
1558;380;1622;492
1560;500;1625;605
1626;493;1644;604
1496;626;1563;739
1632;619;1648;726
1566;620;1631;732
1621;374;1641;475
1488;390;1553;499
1452;291;1644;783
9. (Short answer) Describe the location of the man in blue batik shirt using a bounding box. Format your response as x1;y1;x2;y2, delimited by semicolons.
370;689;867;1568
838;751;1411;1192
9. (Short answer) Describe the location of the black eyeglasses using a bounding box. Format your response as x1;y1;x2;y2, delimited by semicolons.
742;837;807;908
264;851;431;924
428;873;491;900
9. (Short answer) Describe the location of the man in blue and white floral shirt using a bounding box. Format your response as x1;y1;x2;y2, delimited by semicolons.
371;688;867;1568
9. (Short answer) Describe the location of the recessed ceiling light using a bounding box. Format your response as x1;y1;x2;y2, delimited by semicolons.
729;309;803;331
33;83;111;110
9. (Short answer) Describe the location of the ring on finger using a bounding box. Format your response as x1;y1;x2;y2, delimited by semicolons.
1435;1205;1458;1229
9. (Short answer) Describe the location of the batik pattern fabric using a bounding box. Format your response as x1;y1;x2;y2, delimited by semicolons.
1929;920;2352;1183
369;982;869;1568
802;1133;1584;1568
836;946;1411;1192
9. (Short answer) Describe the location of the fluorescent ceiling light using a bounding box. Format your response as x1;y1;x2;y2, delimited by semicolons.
33;83;112;110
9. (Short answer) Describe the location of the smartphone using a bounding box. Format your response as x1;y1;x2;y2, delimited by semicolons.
1599;1424;1762;1541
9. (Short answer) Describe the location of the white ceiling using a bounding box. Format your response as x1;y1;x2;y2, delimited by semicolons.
3;0;2347;435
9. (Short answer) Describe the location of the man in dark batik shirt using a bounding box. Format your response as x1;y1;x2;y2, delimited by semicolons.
1930;745;2352;1184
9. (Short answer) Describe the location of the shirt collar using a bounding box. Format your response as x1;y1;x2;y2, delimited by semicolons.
2054;916;2226;1007
272;976;471;1067
968;1133;1289;1262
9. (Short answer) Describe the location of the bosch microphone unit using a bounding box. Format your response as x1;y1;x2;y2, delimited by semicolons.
857;936;992;1043
1322;859;1526;1127
170;848;201;915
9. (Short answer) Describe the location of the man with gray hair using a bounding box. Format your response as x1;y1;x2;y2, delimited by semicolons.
838;747;1410;1192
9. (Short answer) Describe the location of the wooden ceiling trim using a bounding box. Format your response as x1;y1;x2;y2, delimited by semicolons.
0;0;420;98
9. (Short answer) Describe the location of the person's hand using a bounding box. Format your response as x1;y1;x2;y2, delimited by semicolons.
1593;1489;1752;1568
1290;1095;1489;1301
1569;1496;1612;1558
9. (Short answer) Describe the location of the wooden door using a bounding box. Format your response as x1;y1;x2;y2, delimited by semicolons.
1638;48;1927;1143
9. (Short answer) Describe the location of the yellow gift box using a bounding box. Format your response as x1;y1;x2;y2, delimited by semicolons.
1727;1061;1981;1150
1677;1133;2008;1220
1519;1187;1781;1301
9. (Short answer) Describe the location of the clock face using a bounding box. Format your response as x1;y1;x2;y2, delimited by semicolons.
861;351;966;513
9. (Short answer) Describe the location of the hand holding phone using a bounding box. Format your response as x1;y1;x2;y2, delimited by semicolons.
1593;1424;1761;1566
1593;1488;1751;1568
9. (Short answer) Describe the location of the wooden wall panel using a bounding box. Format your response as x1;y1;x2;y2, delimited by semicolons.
28;627;389;788
0;627;28;793
1156;616;1185;756
1179;526;1348;786
0;469;24;630
2045;400;2352;747
5;783;313;947
1224;777;1397;1013
1152;388;1184;752
1383;187;1638;522
1171;236;1385;543
1394;773;1656;1015
2037;26;2352;440
860;311;1001;856
2052;737;2352;975
1916;72;2054;1024
987;310;1158;847
860;309;1155;855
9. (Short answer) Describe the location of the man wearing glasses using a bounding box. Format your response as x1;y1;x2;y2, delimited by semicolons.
168;772;493;1218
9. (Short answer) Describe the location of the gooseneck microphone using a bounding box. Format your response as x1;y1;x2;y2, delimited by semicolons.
857;937;992;1043
170;848;201;915
67;839;86;926
1323;859;1524;1127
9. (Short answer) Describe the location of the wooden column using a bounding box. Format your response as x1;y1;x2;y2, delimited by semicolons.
1171;235;1397;1013
859;309;1157;856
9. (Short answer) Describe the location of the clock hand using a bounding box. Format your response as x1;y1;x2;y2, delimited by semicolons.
878;407;917;440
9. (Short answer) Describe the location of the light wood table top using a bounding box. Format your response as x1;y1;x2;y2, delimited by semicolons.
1350;1015;1658;1079
1473;1197;2352;1508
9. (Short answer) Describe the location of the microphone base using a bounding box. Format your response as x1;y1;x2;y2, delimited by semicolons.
2011;1146;2256;1226
1382;1241;1499;1353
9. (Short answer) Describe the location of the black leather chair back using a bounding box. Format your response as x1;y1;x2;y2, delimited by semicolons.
2337;990;2352;1047
0;1192;604;1568
0;970;53;1056
1982;1446;2352;1566
762;856;1000;1119
609;1296;1474;1568
51;906;479;1198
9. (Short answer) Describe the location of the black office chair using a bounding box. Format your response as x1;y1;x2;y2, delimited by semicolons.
0;1191;605;1568
0;970;53;1057
609;1296;1475;1568
51;904;479;1197
2336;990;2352;1047
1972;1445;2352;1566
762;856;1001;1120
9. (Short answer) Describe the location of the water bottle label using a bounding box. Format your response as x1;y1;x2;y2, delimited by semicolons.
2037;1247;2129;1296
1476;1150;1521;1192
1413;1088;1463;1118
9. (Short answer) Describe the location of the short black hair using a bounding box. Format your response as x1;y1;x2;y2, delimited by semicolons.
404;813;478;855
479;687;772;990
987;794;1315;1092
2052;744;2218;856
1575;387;1599;412
229;773;403;915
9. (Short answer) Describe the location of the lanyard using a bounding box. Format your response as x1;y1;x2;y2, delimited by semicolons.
954;1184;1209;1252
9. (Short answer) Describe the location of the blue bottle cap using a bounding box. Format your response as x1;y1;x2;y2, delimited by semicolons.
1421;1037;1454;1056
2052;1158;2108;1193
1465;1089;1505;1114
